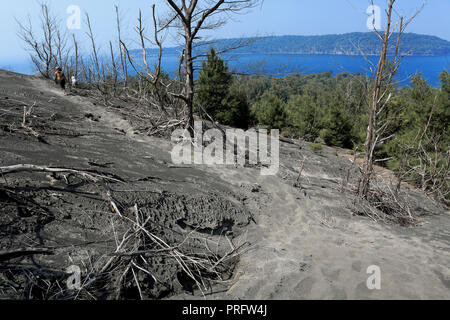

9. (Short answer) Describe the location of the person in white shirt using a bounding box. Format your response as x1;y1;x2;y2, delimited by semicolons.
71;75;77;88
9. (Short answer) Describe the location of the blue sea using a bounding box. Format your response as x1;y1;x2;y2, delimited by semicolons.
2;54;449;88
160;53;450;88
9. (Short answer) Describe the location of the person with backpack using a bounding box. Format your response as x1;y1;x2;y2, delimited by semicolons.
54;67;67;95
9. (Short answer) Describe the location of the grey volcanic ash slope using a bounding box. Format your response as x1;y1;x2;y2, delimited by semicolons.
0;70;449;300
0;70;251;299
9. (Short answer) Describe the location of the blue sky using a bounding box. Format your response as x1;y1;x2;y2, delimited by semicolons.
1;0;449;63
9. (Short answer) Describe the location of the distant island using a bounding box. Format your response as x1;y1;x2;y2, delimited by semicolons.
141;32;450;57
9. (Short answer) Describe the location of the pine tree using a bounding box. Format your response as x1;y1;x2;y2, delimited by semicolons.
251;94;287;130
197;48;232;118
319;105;353;148
197;48;250;129
286;94;321;141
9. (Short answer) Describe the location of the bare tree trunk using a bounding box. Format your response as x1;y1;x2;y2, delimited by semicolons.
165;0;259;134
359;0;395;198
359;0;424;198
115;5;127;88
184;38;195;131
42;4;55;77
110;41;118;96
72;34;79;79
85;13;101;82
165;0;199;133
85;12;107;98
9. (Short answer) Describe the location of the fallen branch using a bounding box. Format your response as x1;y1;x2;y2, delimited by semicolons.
0;164;122;183
294;157;305;188
0;248;54;261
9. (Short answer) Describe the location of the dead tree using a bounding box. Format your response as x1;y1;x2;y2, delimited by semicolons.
16;3;58;78
109;41;119;95
85;12;108;97
359;0;425;198
163;0;261;134
85;13;101;82
71;34;79;80
136;7;163;89
54;27;70;72
119;4;174;118
115;5;128;88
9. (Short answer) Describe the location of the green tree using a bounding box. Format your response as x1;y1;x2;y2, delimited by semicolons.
251;94;287;129
196;48;250;129
197;48;232;118
286;94;321;141
218;86;250;129
436;70;450;144
320;105;353;148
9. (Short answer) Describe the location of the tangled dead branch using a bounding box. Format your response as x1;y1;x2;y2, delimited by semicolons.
352;178;421;226
72;196;249;299
0;163;249;299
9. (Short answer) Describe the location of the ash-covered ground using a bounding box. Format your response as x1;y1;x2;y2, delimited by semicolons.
0;70;449;300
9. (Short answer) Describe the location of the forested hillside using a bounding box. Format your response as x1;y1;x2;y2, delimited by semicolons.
143;33;450;56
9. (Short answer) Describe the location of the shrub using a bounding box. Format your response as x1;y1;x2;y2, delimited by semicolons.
251;94;287;130
286;94;322;141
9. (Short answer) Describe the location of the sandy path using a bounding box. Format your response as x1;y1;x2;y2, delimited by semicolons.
203;160;450;299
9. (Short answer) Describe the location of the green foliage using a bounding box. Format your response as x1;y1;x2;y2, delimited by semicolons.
380;72;450;203
197;48;232;115
244;71;367;148
319;105;354;149
251;94;287;130
218;87;250;129
286;94;321;141
196;48;250;129
436;70;450;145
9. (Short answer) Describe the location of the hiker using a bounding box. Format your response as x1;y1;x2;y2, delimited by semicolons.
54;67;67;95
71;75;77;88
